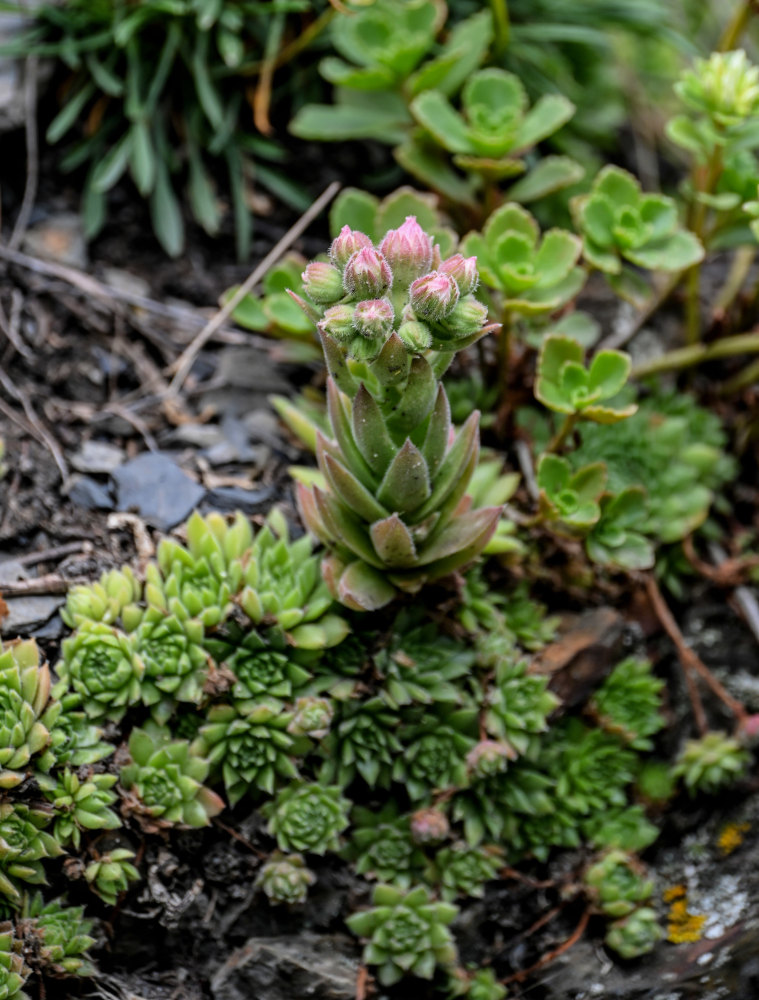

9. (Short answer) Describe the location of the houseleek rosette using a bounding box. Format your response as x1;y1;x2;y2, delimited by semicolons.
255;852;316;905
292;216;501;610
0;639;56;789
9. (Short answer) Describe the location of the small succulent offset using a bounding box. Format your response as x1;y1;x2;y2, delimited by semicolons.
461;205;584;316
0;639;56;789
264;782;351;855
0;922;28;1000
295;215;502;610
426;844;502;901
84;849;140;906
0;804;63;903
62;566;141;628
590;658;665;750
21;895;95;977
673;731;750;796
120;724;224;829
37;769;121;848
255;852;316;906
571;166;703;274
55;622;144;724
346;883;459;986
350;806;426;888
482;655;559;757
604;906;663;959
583;850;654;918
536;454;606;535
535;337;636;427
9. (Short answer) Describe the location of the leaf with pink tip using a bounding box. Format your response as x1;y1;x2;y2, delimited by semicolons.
377;439;431;513
420;507;502;578
417;506;502;565
296;483;331;544
338;560;397;611
370;514;419;566
314;488;384;568
322;451;390;523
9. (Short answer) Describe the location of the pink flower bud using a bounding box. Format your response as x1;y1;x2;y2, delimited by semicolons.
301;261;344;304
439;254;479;295
436;295;489;340
329;226;373;270
378;215;434;285
288;696;334;739
353;297;394;340
410;807;450;845
343;247;393;299
319;303;356;343
409;270;459;321
466;740;516;778
397;320;431;352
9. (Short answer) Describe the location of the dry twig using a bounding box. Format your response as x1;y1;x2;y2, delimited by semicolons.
8;52;38;251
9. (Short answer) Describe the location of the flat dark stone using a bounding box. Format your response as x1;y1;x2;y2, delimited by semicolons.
67;474;115;511
204;485;276;514
111;452;205;530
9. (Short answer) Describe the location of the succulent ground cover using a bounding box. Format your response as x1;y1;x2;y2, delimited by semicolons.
0;2;759;998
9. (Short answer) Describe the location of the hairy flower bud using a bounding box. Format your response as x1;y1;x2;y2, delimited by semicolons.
330;226;373;270
319;304;356;343
409;271;459;320
353;298;394;340
288;697;334;740
397;320;432;352
301;262;344;304
439;254;479;295
410;807;450;844
466;739;516;779
436;295;489;339
343;247;393;298
379;215;434;285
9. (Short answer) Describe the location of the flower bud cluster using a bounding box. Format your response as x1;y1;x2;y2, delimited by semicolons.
299;216;488;361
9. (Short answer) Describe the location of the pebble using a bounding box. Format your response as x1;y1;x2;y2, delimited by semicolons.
111;452;205;530
70;440;126;474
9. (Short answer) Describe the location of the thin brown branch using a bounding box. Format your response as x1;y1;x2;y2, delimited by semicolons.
0;574;86;597
17;540;92;566
501;907;591;986
167;179;341;394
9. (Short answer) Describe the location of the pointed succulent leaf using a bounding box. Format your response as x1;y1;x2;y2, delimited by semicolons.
415;411;479;521
326;382;377;489
419;385;452;479
339;560;398;610
417;507;502;566
321;332;358;396
352;384;397;475
386;356;437;437
322;450;391;523
514;93;575;151
377;440;431;513
370;514;419;566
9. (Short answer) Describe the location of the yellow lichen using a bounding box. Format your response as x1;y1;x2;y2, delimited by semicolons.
716;821;750;856
664;889;706;944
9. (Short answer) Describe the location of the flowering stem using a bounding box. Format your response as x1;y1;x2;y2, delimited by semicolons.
685;147;723;345
631;330;759;378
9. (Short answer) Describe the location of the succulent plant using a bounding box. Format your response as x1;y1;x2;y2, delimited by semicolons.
37;768;121;848
584;850;654;918
375;616;477;708
264;782;350;855
585;488;655;571
84;848;140;906
535;336;636;426
673;731;750;796
36;697;112;771
239;509;349;649
551;719;637;816
22;894;95;977
635;761;677;805
255;852;316;905
394;712;477;801
0;639;56;789
294;216;502;610
62;566;141;628
194;702;308;805
0;803;63;904
427;843;502;901
148;511;250;628
536;454;606;535
590;658;665;750
131;608;209;722
318;697;402;789
120;723;224;828
571;166;703;274
205;626;312;705
55;622;144;723
583;805;660;853
465;740;516;781
461;205;584;316
346;883;459;986
604;906;662;959
447;967;508;1000
351;806;426;888
0;922;28;1000
483;656;559;757
287;696;335;740
452;760;554;847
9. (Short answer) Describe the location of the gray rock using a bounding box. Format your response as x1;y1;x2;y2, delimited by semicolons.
66;474;114;510
111;453;205;530
70;440;125;474
204;485;276;514
210;933;358;1000
2;595;63;633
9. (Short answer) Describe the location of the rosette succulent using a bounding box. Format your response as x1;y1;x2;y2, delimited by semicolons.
0;639;55;789
194;702;308;805
460;204;584;315
62;566;141;628
483;657;559;757
535;336;636;426
673;731;750;796
264;782;350;855
584;850;654;918
36;697;112;771
393;712;476;801
346;884;459;986
551;719;637;816
131;608;209;722
120;724;224;829
0;804;62;903
427;844;502;901
571;166;703;274
536;454;606;535
55;622;144;723
318;697;402;788
0;923;28;1000
605;906;662;959
351;806;426;888
294;216;502;610
22;895;95;977
254;852;316;905
84;849;140;906
590;658;665;750
239;509;348;649
37;769;120;848
206;627;312;705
